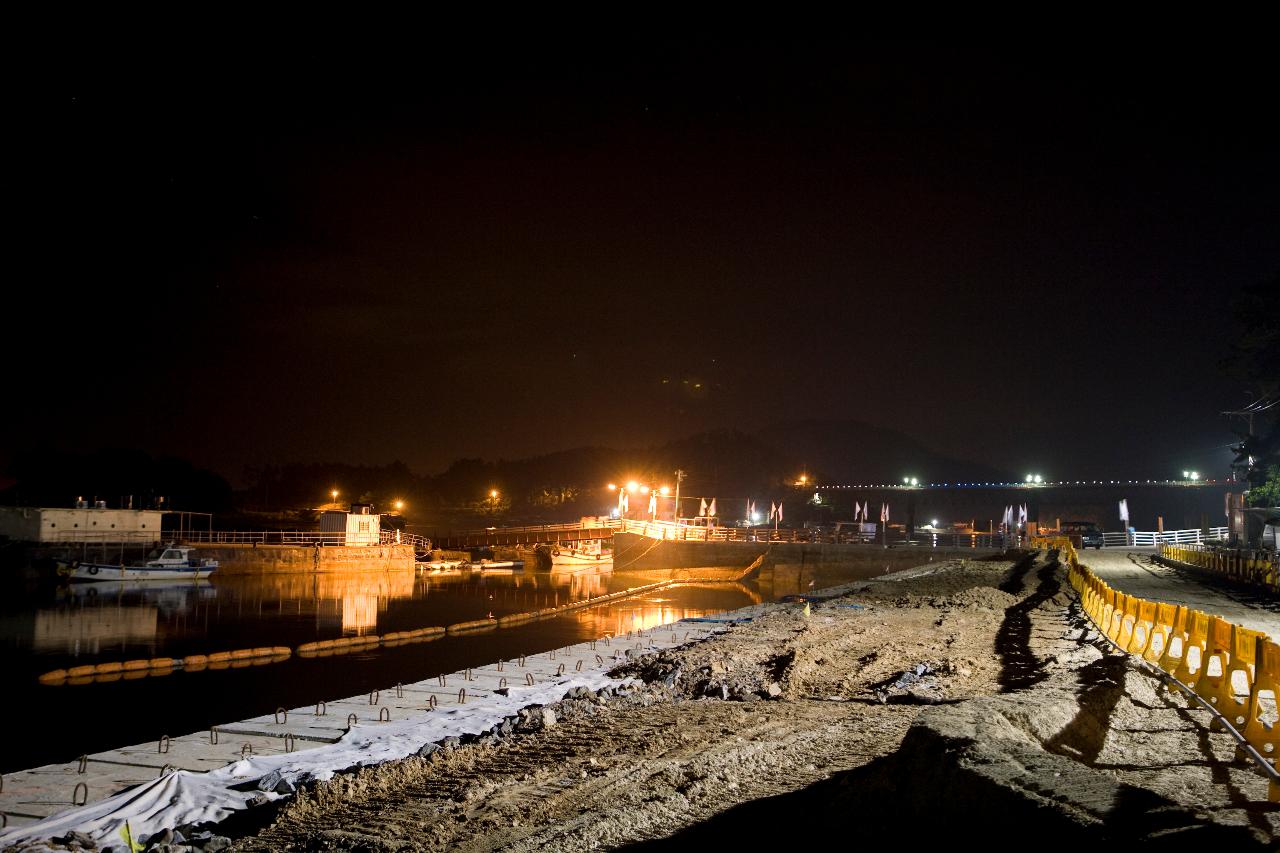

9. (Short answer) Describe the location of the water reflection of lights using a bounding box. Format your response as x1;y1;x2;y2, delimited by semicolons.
215;570;417;636
33;607;158;654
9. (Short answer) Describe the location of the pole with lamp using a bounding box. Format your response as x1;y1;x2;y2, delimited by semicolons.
673;469;686;525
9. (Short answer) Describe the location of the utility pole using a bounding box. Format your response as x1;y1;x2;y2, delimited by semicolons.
674;469;686;524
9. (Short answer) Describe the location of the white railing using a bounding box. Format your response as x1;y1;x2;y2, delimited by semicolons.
1096;527;1228;548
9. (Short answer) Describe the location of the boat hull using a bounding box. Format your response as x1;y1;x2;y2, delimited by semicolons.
549;553;612;567
57;560;217;582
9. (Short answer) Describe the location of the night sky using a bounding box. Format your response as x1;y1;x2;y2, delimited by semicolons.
10;44;1276;484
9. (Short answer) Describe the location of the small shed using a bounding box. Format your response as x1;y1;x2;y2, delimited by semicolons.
318;504;381;546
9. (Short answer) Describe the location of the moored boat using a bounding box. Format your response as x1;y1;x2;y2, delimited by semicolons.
549;539;612;567
57;546;218;582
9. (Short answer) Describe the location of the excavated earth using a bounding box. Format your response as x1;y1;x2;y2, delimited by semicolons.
220;552;1280;851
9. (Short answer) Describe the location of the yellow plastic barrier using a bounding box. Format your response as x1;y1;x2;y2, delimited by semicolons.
1143;602;1179;663
1208;625;1261;731
1194;617;1235;710
1243;638;1280;764
1127;599;1157;656
1157;606;1191;675
1172;610;1211;689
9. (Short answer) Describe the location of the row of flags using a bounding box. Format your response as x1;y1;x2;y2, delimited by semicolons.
850;501;891;522
1002;504;1028;528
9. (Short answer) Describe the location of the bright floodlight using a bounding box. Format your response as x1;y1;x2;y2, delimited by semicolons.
394;500;404;511
640;485;650;494
1034;475;1043;484
1191;471;1199;480
1026;474;1033;483
751;512;760;523
626;481;638;493
931;519;939;527
1183;471;1190;479
910;477;918;486
489;489;499;499
659;486;670;496
607;483;617;491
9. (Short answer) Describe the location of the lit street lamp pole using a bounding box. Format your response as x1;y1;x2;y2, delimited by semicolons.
674;469;686;524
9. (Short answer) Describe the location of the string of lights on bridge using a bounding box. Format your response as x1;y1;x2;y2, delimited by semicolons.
808;473;1221;490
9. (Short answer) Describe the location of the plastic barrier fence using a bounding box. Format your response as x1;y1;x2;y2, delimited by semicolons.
1159;543;1280;591
1031;536;1280;801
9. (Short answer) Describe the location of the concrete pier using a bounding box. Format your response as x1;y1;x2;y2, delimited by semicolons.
190;544;415;573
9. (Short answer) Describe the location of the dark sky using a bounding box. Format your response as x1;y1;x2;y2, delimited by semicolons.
9;43;1277;483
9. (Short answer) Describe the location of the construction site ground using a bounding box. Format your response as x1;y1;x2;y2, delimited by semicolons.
215;550;1280;850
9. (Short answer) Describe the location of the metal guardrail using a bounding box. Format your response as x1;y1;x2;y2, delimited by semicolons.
1097;527;1228;547
172;531;381;546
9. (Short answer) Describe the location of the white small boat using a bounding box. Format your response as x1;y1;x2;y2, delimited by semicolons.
464;559;524;573
416;559;465;570
549;540;612;567
57;546;218;582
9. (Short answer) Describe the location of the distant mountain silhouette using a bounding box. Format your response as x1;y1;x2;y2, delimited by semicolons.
756;419;1015;486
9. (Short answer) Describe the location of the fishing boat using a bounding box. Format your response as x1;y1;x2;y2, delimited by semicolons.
549;539;612;567
56;546;219;582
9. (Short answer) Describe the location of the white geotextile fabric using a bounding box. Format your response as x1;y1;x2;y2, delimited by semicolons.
0;671;631;848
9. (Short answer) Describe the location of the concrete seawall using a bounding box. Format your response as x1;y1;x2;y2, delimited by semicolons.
191;543;415;573
611;531;1000;576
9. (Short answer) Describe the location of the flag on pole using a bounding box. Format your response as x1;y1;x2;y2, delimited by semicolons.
1018;504;1027;525
863;501;870;520
777;501;784;522
1119;499;1129;524
699;497;708;517
708;498;717;517
622;493;629;513
880;502;889;523
769;501;777;521
854;502;861;521
648;493;657;515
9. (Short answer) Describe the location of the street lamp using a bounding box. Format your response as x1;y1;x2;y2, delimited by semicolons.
331;489;339;505
626;481;638;493
394;500;404;512
489;489;499;499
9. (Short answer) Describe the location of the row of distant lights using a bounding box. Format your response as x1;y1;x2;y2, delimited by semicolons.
817;476;1214;489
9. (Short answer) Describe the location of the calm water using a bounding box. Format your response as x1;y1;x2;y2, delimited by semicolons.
0;566;768;773
0;548;927;773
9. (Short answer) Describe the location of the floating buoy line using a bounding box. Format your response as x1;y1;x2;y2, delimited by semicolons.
36;582;681;686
